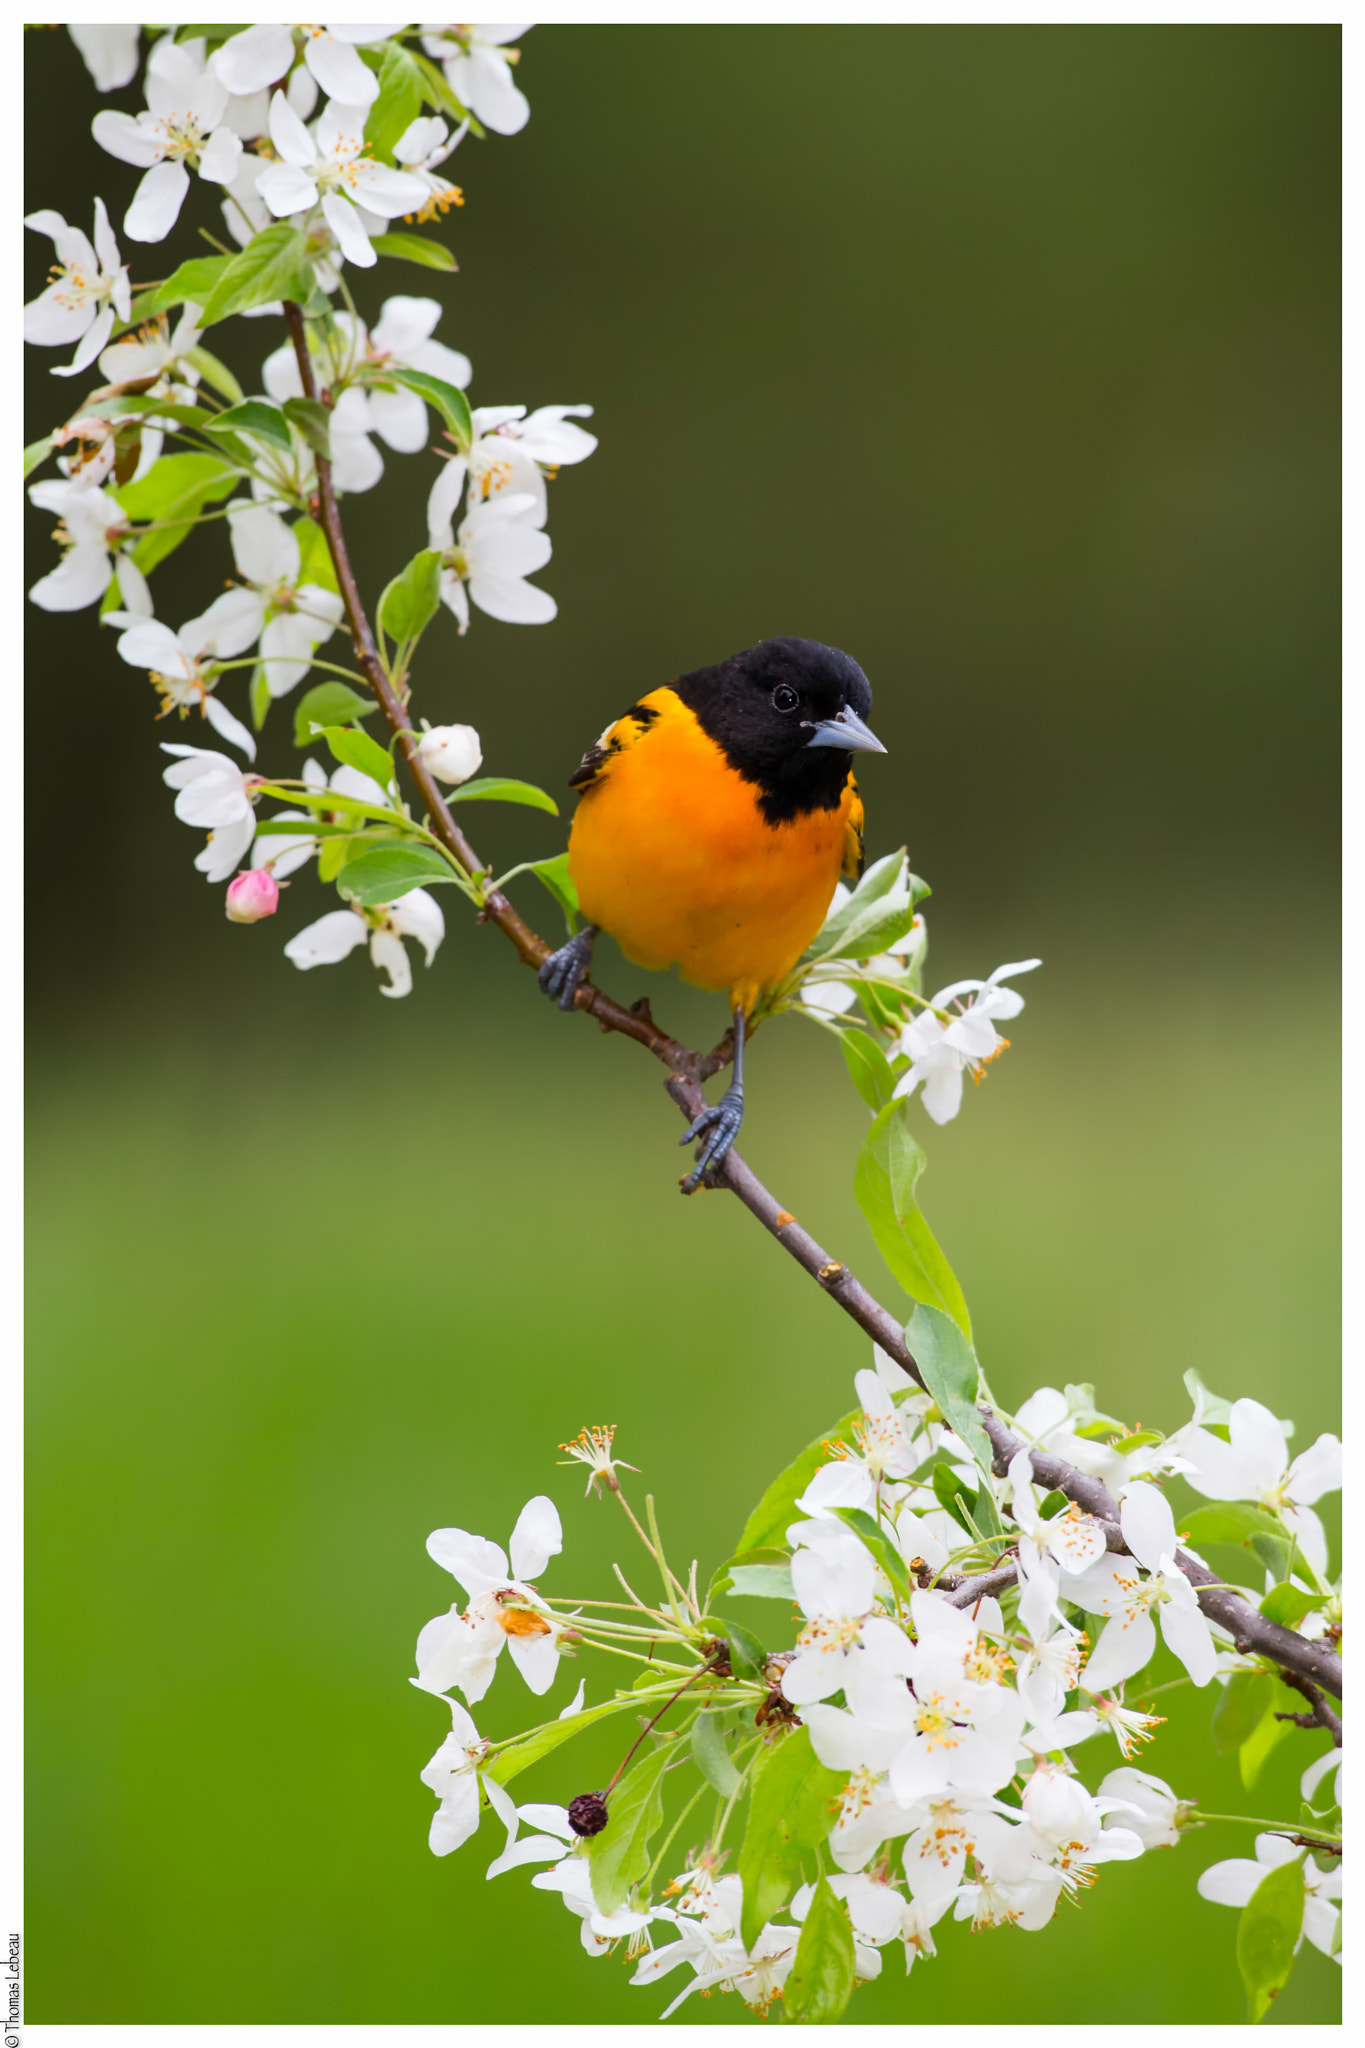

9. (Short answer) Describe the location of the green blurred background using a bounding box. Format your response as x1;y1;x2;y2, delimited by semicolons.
26;23;1338;2026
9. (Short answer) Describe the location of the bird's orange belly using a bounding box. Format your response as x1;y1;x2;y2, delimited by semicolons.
568;728;847;1012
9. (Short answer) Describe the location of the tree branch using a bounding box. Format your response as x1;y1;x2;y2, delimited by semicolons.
282;301;1342;1709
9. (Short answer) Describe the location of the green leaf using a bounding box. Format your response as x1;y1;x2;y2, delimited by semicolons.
523;853;578;934
735;1408;860;1555
725;1563;796;1602
713;1617;766;1681
205;400;292;453
112;452;241;573
690;1712;741;1798
198;225;310;327
933;1462;980;1534
24;436;53;480
283;396;332;460
294;683;376;747
181;343;243;404
321;724;397;791
386;364;472;452
450;777;559;815
485;1694;643;1786
1237;1852;1304;2022
292;514;339;596
1240;1686;1297;1788
1259;1581;1330;1629
585;1739;675;1915
411;47;476;125
253;783;409;830
378;548;443;642
337;845;455;907
785;1874;857;2026
737;1729;846;1948
249;665;270;732
854;1101;971;1336
829;1506;913;1603
807;849;916;963
1109;1429;1164;1455
904;1303;991;1474
133;255;231;318
369;232;459;271
1212;1670;1274;1759
364;39;425;163
1179;1503;1285;1549
840;1029;898;1110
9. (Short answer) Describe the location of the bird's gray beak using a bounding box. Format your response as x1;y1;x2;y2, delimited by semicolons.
803;705;887;755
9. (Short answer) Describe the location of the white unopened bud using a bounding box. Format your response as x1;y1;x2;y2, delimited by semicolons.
419;723;482;786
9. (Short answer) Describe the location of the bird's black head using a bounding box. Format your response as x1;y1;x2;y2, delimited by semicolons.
672;638;885;823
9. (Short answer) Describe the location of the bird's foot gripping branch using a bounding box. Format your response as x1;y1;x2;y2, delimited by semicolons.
27;23;1342;2028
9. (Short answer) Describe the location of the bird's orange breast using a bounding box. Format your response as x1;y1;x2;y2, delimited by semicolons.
567;687;861;1013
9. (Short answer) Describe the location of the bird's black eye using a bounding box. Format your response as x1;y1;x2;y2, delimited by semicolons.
771;684;800;713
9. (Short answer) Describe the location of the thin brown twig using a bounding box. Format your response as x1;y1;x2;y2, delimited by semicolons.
281;301;1343;1711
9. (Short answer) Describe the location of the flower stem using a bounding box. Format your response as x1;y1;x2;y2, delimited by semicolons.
1189;1811;1341;1847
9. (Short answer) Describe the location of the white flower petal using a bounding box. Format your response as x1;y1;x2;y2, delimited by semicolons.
509;1496;563;1582
125;159;192;243
284;908;369;969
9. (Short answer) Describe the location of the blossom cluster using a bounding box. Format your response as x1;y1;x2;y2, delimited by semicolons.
409;1367;1342;2021
26;23;599;994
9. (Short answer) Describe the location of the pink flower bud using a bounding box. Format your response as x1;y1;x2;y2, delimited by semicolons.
225;869;280;924
418;722;483;786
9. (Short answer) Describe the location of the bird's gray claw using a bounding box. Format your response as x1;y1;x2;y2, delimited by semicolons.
538;927;597;1011
680;1084;744;1192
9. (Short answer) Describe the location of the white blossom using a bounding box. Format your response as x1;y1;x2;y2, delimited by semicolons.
1097;1766;1192;1849
223;503;345;698
213;24;391;109
428;467;555;631
1182;1397;1340;1579
419;724;483;786
257;94;427;269
24;201;131;376
160;744;260;883
1064;1480;1218;1692
393;114;468;216
420;1696;504;1856
92;38;244;242
421;24;534;136
892;959;1040;1123
412;1496;564;1704
109;607;258;758
284;889;445;998
27;479;146;615
1197;1832;1342;1962
69;24;141;93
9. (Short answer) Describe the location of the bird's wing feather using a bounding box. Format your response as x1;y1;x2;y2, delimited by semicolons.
568;696;665;791
841;778;865;880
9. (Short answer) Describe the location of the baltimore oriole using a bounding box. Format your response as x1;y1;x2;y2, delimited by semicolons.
538;637;886;1188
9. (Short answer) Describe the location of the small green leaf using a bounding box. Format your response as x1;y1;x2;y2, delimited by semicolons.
840;1029;898;1110
294;682;376;747
738;1729;846;1949
412;47;476;125
725;1563;796;1602
1179;1503;1286;1549
486;1694;642;1786
585;1739;675;1915
523;852;578;933
1183;1366;1235;1429
249;665;271;731
182;343;243;404
378;548;443;642
364;39;426;163
131;255;231;319
1211;1670;1274;1759
904;1302;992;1474
369;232;459;271
829;1506;913;1603
1237;1852;1304;2023
735;1409;860;1556
785;1874;857;2025
113;452;239;521
386;364;472;452
807;849;911;963
691;1712;741;1798
24;436;53;480
450;777;558;815
1259;1581;1330;1629
337;845;454;907
283;396;332;459
932;1462;980;1534
713;1617;766;1681
1109;1429;1164;1455
1240;1688;1298;1788
205;400;292;452
321;724;397;790
854;1101;971;1336
198;224;311;326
